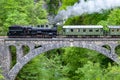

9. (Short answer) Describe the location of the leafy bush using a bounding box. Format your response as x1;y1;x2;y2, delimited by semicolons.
0;68;4;79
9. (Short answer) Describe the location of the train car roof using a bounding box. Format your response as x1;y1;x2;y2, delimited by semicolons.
32;27;53;29
63;25;103;28
108;26;120;28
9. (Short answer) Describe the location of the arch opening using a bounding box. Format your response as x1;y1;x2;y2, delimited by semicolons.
22;45;30;55
34;45;42;49
15;47;115;80
115;45;120;56
102;45;111;50
9;45;17;69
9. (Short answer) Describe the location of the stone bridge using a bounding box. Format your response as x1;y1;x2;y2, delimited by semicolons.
0;38;120;80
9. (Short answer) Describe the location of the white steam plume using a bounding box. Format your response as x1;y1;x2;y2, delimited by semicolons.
54;0;120;25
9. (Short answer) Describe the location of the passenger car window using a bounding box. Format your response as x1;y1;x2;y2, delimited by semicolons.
96;29;99;32
117;29;120;32
83;29;86;32
41;25;44;27
46;25;48;27
89;29;93;32
112;29;114;32
71;29;73;32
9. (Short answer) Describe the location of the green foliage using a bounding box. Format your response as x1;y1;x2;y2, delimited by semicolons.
45;0;62;15
65;12;110;25
115;45;120;56
46;0;78;15
17;54;64;80
75;61;103;80
97;8;120;26
0;0;48;35
28;0;48;25
97;20;109;31
0;69;4;79
102;45;111;50
59;0;78;10
3;0;120;80
57;25;63;34
65;16;81;25
75;62;120;80
9;46;17;68
103;64;120;80
16;47;116;80
22;45;30;55
5;10;29;27
107;8;120;25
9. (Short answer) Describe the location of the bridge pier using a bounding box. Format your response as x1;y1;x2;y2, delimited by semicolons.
109;44;116;54
16;45;23;62
0;40;11;80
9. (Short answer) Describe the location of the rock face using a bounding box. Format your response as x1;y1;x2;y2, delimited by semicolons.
42;0;55;24
0;38;120;80
45;0;62;24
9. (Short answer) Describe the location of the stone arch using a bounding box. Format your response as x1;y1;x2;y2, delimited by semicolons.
7;42;120;80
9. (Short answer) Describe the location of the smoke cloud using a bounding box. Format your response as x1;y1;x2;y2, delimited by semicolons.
54;0;120;24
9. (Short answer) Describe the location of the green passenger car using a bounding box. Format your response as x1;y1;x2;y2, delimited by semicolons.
62;25;103;37
108;26;120;36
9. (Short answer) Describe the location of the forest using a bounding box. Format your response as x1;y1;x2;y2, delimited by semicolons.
0;0;120;80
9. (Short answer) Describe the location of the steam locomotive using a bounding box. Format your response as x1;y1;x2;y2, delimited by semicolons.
7;25;120;38
7;25;57;38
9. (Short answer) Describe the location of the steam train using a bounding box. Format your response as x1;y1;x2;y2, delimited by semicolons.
8;25;57;38
7;25;120;38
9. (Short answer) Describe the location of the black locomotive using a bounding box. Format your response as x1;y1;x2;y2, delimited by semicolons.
7;25;57;38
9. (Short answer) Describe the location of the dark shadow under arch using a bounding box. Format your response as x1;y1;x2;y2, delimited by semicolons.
7;42;120;80
22;45;30;55
102;44;111;50
115;45;120;56
9;45;17;69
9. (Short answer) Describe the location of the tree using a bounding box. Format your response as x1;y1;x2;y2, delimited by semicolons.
46;0;62;15
97;20;109;31
29;0;48;25
4;10;29;28
59;0;78;10
0;0;48;35
104;65;120;80
107;8;120;25
0;0;19;35
16;53;64;80
16;47;116;80
75;61;103;80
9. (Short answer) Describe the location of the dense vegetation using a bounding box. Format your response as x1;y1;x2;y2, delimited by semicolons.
16;47;120;80
0;0;48;35
0;0;120;80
